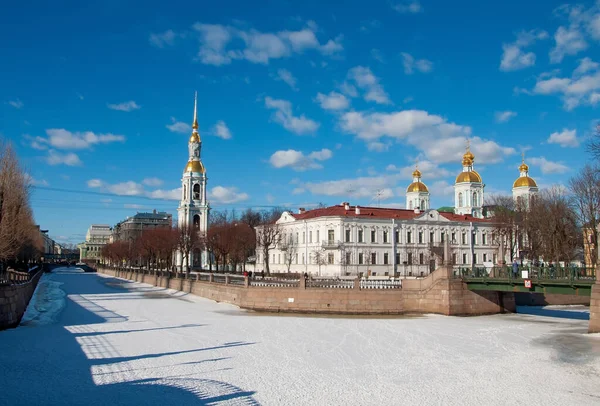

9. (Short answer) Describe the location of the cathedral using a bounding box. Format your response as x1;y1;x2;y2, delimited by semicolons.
176;93;209;269
405;145;539;217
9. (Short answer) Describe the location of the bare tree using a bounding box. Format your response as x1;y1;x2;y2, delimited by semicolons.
586;123;600;161
280;238;298;273
256;223;281;275
570;164;600;268
311;248;327;276
487;195;522;263
177;224;201;274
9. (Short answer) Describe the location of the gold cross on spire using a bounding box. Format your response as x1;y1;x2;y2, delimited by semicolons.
192;91;199;130
466;137;470;151
521;150;525;163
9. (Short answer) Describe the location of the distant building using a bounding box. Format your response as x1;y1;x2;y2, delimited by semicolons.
111;210;173;242
38;227;55;255
79;224;111;260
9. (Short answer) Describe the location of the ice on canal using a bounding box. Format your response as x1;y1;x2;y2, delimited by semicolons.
1;268;599;406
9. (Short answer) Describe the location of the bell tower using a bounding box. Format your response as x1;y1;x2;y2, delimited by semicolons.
176;92;209;269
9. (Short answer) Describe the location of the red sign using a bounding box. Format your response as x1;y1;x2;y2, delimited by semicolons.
524;279;532;288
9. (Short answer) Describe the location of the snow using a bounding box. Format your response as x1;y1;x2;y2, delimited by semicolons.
1;267;600;405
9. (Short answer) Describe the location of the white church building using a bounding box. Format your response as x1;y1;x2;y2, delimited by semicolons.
256;148;539;277
176;93;209;269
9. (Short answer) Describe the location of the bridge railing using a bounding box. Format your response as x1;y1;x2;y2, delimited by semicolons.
457;265;596;282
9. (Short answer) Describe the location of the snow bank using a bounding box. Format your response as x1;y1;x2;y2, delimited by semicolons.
20;274;66;326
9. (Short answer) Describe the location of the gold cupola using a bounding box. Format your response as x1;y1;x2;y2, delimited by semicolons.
456;141;482;183
513;154;537;188
407;165;429;193
189;91;200;144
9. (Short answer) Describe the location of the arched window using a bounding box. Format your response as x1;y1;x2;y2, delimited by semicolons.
193;214;200;229
193;183;200;200
183;184;187;200
458;193;463;207
409;201;413;209
473;192;478;207
420;200;425;210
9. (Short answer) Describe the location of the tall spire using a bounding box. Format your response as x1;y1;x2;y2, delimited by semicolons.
192;91;199;130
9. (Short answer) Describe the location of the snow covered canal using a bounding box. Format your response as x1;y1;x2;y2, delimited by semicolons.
1;268;599;406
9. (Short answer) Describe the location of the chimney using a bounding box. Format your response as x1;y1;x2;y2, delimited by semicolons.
298;208;305;214
355;206;361;215
344;202;350;210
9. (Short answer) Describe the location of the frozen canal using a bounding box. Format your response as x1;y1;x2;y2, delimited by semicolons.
1;268;599;406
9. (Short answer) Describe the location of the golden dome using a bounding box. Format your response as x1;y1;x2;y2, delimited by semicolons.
189;132;200;143
184;160;205;174
407;181;428;193
464;150;474;161
412;168;422;178
519;162;529;172
455;171;482;183
513;176;537;188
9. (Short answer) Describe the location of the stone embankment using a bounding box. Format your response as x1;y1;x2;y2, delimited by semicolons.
0;267;43;330
98;266;515;316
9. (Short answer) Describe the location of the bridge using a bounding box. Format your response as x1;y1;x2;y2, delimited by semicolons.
459;266;596;296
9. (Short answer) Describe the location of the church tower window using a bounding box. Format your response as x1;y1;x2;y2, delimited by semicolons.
473;192;478;207
458;193;463;207
193;183;200;200
193;215;200;229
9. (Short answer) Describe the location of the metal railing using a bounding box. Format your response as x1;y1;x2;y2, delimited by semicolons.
456;265;596;282
360;279;402;289
321;240;342;249
307;278;354;289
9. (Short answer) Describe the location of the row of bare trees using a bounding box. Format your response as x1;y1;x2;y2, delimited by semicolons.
100;207;283;274
0;142;43;269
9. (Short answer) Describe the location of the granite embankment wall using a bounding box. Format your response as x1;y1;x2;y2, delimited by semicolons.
0;269;43;330
98;267;515;316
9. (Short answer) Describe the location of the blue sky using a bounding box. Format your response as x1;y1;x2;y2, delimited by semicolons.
1;0;599;244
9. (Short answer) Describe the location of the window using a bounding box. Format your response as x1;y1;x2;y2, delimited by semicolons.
452;253;457;265
418;232;423;244
473;192;478;207
472;232;476;245
482;234;487;245
371;252;377;265
458;192;463;207
384;253;389;265
419;253;424;264
359;253;364;264
302;253;305;264
383;231;388;243
272;254;275;263
421;200;425;210
430;232;434;243
441;232;445;243
371;230;376;243
451;232;456;243
328;229;334;243
317;230;320;242
407;252;413;265
472;253;477;264
395;230;399;243
462;253;467;264
328;253;334;264
309;231;312;243
407;231;412;243
409;201;413;209
358;229;363;243
295;232;299;243
183;184;187;200
193;183;200;200
302;232;305;243
493;254;497;264
278;254;281;264
295;253;298;264
395;253;400;265
462;233;466;245
193;214;200;229
345;229;351;243
346;252;351;265
483;253;487;262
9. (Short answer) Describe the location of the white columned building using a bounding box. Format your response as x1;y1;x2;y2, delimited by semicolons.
176;92;209;270
454;145;484;218
512;156;538;209
405;167;430;210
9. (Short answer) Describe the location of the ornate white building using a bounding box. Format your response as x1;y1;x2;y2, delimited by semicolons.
255;145;540;277
512;155;538;208
176;93;209;269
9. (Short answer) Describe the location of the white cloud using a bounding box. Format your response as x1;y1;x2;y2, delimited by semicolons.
339;109;515;164
36;129;125;150
495;111;517;123
46;150;82;166
142;177;163;187
547;128;579;147
400;52;433;74
393;1;422;13
87;179;104;188
574;57;599;76
269;148;332;171
209;186;249;203
264;96;320;135
386;160;451;180
149;30;177;48
124;204;145;209
24;173;48;187
275;69;298;90
500;29;548;71
339;82;358;98
300;175;399;200
213;120;232;139
146;188;181;200
347;66;391;104
550;26;587;63
7;99;23;109
191;22;342;66
315;91;350;111
371;49;385;63
106;181;146;196
531;68;600;110
166;117;192;134
529;157;569;174
107;101;141;112
549;3;600;63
